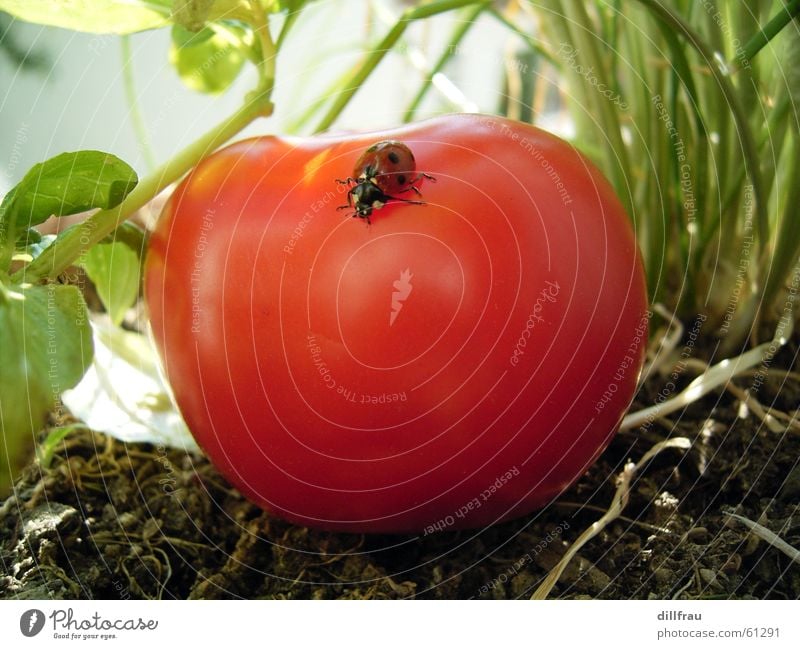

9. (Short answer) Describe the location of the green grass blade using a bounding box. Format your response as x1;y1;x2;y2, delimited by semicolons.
558;0;632;217
487;7;560;67
36;424;88;470
313;0;488;133
403;2;489;122
121;36;156;171
634;0;768;256
734;0;800;71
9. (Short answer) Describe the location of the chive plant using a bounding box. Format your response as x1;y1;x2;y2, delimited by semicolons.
520;2;796;350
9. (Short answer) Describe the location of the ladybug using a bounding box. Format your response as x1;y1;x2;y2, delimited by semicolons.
337;140;435;224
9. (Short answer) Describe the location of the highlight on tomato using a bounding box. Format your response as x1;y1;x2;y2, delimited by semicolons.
144;113;648;534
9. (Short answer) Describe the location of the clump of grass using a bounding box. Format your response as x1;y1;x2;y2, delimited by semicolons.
397;0;800;350
536;1;799;349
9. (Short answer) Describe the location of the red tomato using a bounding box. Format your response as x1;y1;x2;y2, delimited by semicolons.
145;114;648;534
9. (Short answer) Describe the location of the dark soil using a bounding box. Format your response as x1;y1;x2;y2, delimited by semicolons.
2;331;799;600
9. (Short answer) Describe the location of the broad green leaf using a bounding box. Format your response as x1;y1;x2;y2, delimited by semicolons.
82;241;141;326
0;0;173;34
172;0;255;32
0;283;94;475
169;24;247;93
0;151;138;241
0;186;18;240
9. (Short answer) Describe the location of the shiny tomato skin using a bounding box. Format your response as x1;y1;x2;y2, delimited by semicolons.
145;114;648;533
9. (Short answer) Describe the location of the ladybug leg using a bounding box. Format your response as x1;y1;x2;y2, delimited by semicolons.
385;195;426;207
337;186;356;212
398;172;437;196
336;177;358;185
390;185;421;196
409;172;436;185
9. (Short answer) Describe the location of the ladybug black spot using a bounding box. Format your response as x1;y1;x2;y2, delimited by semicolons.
388;151;400;164
397;174;406;185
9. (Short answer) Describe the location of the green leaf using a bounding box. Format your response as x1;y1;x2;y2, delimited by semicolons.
104;222;149;255
169;24;248;94
36;424;87;470
12;233;56;264
173;0;216;31
172;23;216;47
0;283;94;461
81;241;141;326
275;0;311;11
0;151;138;241
0;0;173;34
172;0;255;32
0;186;18;239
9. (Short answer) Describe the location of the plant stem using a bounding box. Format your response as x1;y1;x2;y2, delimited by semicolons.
121;35;157;171
488;7;558;66
403;3;488;122
250;0;277;89
760;128;800;323
14;93;273;285
733;0;800;72
313;0;487;133
276;0;304;49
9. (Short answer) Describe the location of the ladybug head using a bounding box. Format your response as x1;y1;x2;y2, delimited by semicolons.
352;181;387;217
